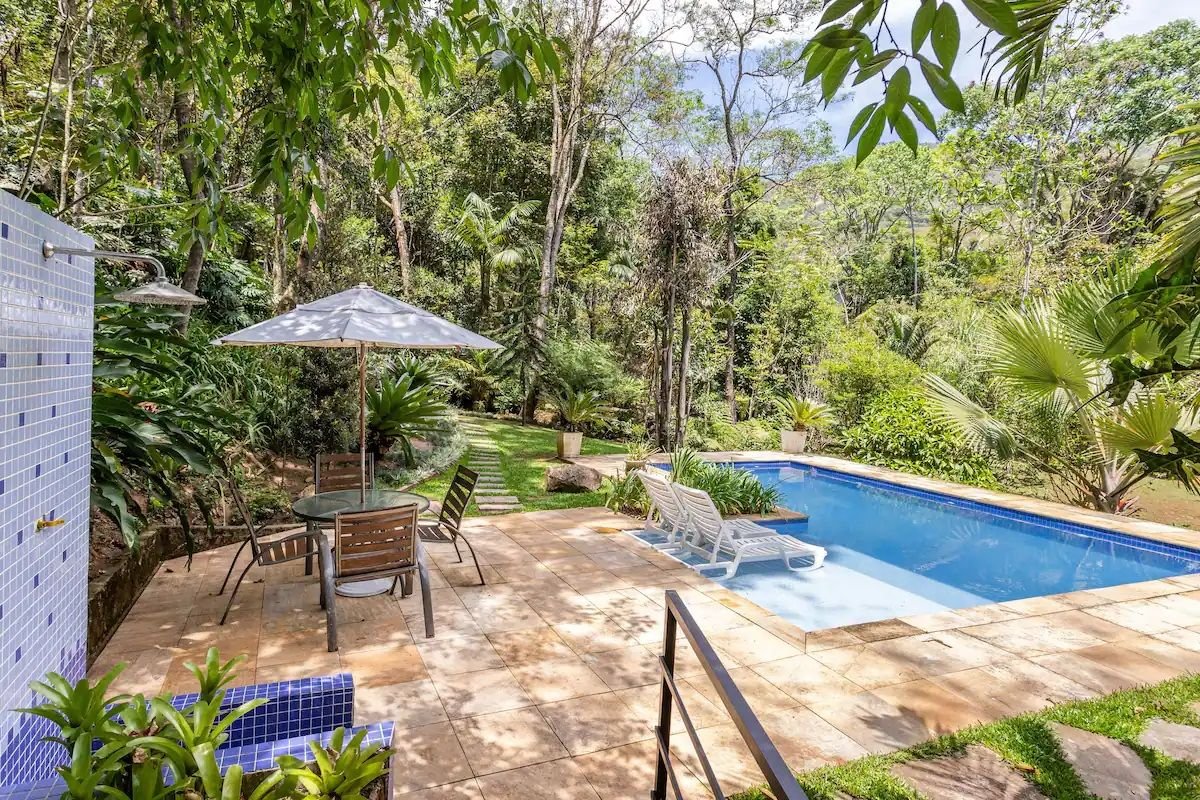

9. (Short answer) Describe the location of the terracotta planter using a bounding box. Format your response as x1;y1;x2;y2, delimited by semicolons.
780;428;808;454
557;431;583;458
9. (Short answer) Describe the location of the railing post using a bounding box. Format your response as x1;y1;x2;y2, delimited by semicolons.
651;597;678;800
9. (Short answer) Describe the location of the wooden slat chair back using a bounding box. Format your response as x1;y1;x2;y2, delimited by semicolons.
418;466;485;585
315;452;375;493
219;477;319;625
318;503;434;650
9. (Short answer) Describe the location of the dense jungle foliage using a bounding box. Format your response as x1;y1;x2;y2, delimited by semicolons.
4;0;1200;544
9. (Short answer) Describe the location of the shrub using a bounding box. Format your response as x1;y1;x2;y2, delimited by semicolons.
842;388;998;488
367;376;448;466
816;333;922;429
670;447;781;514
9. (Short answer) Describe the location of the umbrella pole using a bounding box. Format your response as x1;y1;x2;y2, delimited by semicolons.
359;342;367;505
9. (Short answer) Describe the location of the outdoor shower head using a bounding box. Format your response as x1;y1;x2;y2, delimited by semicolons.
41;241;207;307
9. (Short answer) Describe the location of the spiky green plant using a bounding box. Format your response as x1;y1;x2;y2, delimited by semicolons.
280;727;394;800
367;375;448;466
551;387;610;433
775;396;832;432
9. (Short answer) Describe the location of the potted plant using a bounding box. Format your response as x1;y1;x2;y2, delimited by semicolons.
551;387;607;458
624;440;659;472
775;395;831;454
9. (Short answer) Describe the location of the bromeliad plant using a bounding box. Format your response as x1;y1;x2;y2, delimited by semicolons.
18;648;392;800
366;374;448;466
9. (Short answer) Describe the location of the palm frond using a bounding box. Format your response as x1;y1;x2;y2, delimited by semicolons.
923;375;1017;459
1099;392;1200;456
988;303;1096;404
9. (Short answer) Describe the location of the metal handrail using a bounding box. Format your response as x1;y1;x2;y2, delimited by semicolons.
651;589;808;800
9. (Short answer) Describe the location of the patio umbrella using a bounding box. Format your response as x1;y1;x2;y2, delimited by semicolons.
214;283;501;501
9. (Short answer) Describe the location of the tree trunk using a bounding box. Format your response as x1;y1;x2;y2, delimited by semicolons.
479;256;490;321
387;183;412;292
723;188;738;422
656;245;677;449
55;0;77;215
674;303;692;446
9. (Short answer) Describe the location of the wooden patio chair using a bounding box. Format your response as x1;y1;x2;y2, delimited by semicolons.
218;478;322;625
316;504;434;651
418;466;484;585
314;452;375;493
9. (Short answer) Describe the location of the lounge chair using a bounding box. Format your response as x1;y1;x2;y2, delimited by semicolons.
671;483;826;579
636;468;690;549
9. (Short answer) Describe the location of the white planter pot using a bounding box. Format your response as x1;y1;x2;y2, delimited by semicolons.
780;428;808;454
557;431;583;458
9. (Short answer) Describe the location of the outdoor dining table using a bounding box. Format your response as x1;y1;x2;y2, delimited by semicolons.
291;489;431;598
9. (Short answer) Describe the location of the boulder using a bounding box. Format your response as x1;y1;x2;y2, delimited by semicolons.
546;463;603;493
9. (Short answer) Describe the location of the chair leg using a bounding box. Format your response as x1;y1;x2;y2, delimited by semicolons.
304;521;318;576
220;560;256;625
452;535;464;563
389;576;400;595
457;532;486;586
316;534;338;652
217;537;252;595
418;559;434;638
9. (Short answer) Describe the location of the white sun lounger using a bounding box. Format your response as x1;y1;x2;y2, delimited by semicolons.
671;483;826;579
637;468;689;550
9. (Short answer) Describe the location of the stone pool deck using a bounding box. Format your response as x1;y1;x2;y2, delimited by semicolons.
92;505;1200;800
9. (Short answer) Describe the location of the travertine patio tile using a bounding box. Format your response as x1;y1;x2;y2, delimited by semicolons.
334;617;414;652
1090;580;1180;602
669;723;766;793
1046;590;1108;608
751;654;864;702
432;667;533;719
467;599;546;634
488;628;577;665
418;635;506;675
474;757;601;800
947;603;1023;625
539;693;652;755
1146;592;1200;627
391;721;474;794
451;707;570;774
1083;600;1179;634
1113;635;1200;672
899;610;974;633
1153;627;1200;652
339;643;427;687
617;682;728;732
999;595;1074;616
511;657;609;704
685;666;799;717
870;630;1013;677
757;706;869;771
444;565;505;587
254;650;343;683
396;779;482;800
806;690;933;755
805;644;925;690
704;625;803;665
932;659;1093;718
561;570;636;594
583;645;661;690
1072;642;1184;684
804;627;864;651
960;612;1128;657
553;618;639;654
873;678;998;732
754;615;807;651
681;602;753;632
573;740;710;800
356;678;446;728
841;619;923;642
1031;651;1145;694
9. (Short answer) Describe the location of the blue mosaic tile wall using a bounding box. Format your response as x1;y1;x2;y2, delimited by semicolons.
169;673;355;749
0;192;94;784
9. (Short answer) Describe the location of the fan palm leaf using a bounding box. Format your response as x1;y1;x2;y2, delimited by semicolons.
988;303;1096;405
1099;393;1200;457
923;375;1018;459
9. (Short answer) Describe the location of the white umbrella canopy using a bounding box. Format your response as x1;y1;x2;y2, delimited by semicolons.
214;283;502;500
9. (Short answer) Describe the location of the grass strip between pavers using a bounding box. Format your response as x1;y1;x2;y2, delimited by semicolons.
730;675;1200;800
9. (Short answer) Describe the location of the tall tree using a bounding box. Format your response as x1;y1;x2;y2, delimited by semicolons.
683;0;827;419
452;192;539;323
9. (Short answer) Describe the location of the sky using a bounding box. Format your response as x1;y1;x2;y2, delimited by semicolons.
680;0;1200;155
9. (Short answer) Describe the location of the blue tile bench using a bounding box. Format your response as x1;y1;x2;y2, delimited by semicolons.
0;673;393;800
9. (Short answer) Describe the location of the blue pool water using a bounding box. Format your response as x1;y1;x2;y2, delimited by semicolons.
670;463;1200;630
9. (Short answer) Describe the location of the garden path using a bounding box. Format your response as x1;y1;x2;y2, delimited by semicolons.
460;421;522;513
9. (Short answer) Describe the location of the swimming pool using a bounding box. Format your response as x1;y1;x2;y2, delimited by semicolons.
667;462;1200;630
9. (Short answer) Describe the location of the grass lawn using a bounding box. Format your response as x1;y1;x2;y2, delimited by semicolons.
732;675;1200;800
411;414;627;514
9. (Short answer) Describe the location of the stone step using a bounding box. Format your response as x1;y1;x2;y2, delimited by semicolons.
478;504;523;512
1049;722;1150;800
474;495;518;504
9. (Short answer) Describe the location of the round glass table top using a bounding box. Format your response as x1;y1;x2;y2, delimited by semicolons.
291;489;430;522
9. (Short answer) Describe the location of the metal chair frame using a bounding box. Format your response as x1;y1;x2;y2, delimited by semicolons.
218;478;321;625
318;504;434;651
418;465;484;585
